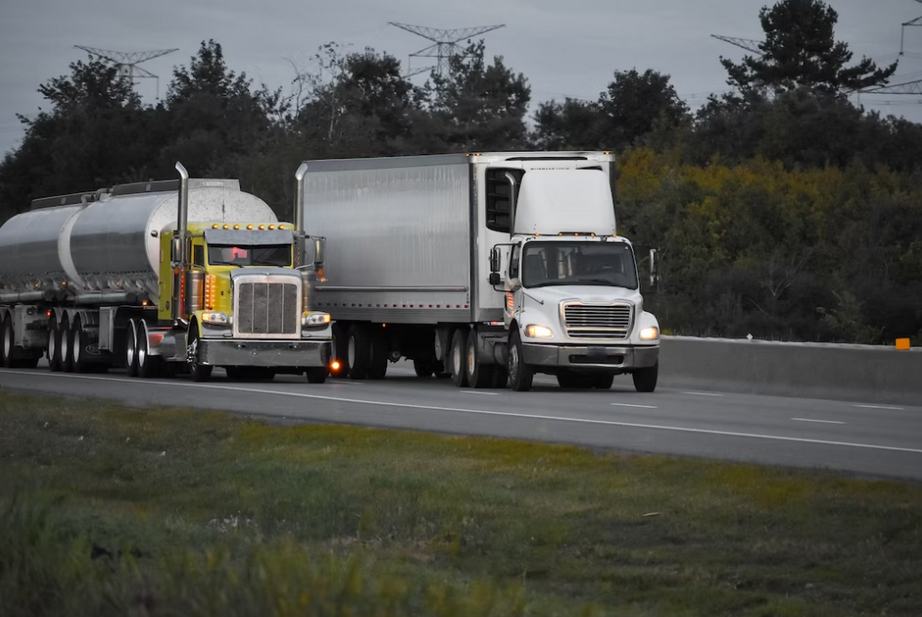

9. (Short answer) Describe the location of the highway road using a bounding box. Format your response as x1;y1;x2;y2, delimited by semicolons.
2;361;921;481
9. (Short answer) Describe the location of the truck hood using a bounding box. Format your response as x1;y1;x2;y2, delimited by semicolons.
523;285;642;306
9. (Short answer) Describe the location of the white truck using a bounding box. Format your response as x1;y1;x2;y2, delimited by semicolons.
297;151;660;392
0;163;333;382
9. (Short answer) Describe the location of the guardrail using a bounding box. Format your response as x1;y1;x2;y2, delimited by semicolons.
659;336;922;406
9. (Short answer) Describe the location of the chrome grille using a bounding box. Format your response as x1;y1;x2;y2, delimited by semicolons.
236;281;299;336
564;304;633;339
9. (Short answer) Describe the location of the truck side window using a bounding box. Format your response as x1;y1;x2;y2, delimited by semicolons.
193;244;204;267
485;168;524;233
509;245;521;279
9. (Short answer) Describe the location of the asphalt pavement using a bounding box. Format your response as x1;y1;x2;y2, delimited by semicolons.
2;361;921;481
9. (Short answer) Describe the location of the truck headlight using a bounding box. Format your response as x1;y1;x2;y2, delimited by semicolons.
201;311;230;326
525;324;553;338
302;312;331;327
639;326;659;340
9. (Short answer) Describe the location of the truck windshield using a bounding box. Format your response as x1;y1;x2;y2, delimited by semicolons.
521;241;638;290
209;245;291;267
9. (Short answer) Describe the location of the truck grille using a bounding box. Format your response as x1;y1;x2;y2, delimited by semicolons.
564;304;633;339
236;281;299;336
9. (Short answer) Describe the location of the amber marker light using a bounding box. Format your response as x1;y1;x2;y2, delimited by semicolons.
330;360;341;371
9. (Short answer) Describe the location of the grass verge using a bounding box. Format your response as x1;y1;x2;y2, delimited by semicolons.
0;389;920;616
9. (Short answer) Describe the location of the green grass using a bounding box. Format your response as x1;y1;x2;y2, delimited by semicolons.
0;390;920;616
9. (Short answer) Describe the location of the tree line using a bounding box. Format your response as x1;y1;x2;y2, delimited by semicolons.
1;0;919;344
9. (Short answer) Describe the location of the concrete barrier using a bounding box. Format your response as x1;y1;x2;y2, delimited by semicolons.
659;336;922;406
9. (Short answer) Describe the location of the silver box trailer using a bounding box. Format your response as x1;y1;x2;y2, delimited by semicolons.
300;152;660;391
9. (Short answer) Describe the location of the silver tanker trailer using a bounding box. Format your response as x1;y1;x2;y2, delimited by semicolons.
0;163;333;382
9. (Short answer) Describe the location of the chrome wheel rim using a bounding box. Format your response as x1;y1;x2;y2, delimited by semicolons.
2;323;11;359
48;322;56;362
60;323;69;363
73;328;81;364
137;327;146;367
126;322;136;368
348;336;356;370
452;339;462;375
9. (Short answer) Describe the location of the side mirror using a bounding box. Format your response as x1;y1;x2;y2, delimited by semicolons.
489;272;501;286
314;237;325;266
489;246;501;274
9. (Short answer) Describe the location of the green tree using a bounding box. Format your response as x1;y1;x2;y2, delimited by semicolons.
722;0;897;95
531;98;602;150
597;69;689;152
0;58;152;222
427;41;531;151
161;40;283;179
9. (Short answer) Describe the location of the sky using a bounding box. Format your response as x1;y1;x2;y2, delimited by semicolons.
2;0;921;157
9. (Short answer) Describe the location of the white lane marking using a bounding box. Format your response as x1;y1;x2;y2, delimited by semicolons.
683;391;724;397
610;402;658;409
461;391;500;396
3;369;922;455
791;418;846;425
853;404;904;411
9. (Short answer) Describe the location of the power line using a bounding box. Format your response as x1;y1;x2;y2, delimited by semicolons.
388;22;505;79
710;34;764;55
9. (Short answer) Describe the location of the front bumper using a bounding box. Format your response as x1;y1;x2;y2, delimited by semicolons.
198;339;332;368
522;343;658;371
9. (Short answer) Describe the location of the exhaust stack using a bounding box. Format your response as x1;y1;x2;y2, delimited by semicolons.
294;162;308;267
172;162;190;320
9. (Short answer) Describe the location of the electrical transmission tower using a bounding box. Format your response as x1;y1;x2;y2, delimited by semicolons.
74;46;178;100
901;0;922;55
388;22;505;78
710;34;764;55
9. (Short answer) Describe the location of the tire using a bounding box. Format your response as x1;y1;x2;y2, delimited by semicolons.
137;322;162;379
413;359;435;378
48;317;62;372
449;329;469;388
346;326;371;380
330;324;349;378
593;374;615;390
186;326;213;382
506;329;534;392
368;333;388;380
15;357;40;369
125;319;139;377
632;362;658;393
465;330;493;389
225;366;247;380
491;365;508;389
60;316;74;373
0;315;13;369
70;317;93;374
306;366;328;384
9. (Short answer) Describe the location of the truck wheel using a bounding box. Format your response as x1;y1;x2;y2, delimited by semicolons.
368;333;388;380
70;317;92;374
48;316;62;372
506;330;534;392
465;331;493;389
632;363;658;393
0;315;12;369
186;328;213;382
306;366;328;384
137;322;162;379
330;324;349;378
491;366;508;388
125;319;139;377
593;374;615;390
60;316;74;373
347;326;370;380
413;359;435;378
449;329;469;388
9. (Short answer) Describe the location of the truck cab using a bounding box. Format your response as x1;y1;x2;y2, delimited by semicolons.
153;220;332;382
488;160;660;392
